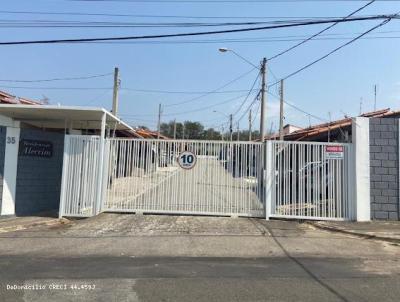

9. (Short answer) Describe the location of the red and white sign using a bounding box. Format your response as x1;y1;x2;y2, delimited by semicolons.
325;145;344;160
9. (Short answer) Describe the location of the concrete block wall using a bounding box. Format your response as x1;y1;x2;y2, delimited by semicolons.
369;118;399;220
0;126;6;211
15;129;64;216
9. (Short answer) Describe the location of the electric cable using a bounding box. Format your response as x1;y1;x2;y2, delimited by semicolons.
268;0;376;60
0;15;395;45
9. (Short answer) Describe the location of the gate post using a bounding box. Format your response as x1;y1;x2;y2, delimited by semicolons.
95;111;107;215
265;140;273;220
58;135;70;218
352;117;371;221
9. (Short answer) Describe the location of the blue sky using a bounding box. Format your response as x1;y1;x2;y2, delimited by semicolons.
1;0;400;132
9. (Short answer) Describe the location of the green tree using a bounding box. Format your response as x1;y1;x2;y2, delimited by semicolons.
183;121;204;140
202;128;222;140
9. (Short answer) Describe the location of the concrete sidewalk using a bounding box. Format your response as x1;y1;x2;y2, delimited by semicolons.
309;220;400;243
0;215;67;234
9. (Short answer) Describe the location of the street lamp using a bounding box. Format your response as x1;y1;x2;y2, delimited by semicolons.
218;48;258;69
218;48;267;142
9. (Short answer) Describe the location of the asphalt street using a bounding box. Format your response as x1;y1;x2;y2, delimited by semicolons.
0;214;399;302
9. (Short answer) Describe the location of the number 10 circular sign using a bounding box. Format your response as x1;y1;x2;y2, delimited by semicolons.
177;151;197;170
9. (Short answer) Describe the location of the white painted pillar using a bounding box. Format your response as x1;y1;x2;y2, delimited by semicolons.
352;117;371;221
95;112;106;215
1;126;21;215
265;141;273;220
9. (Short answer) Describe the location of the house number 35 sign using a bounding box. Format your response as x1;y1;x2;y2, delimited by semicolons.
177;151;197;170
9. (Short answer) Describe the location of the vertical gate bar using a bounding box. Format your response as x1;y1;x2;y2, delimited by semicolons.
59;135;70;218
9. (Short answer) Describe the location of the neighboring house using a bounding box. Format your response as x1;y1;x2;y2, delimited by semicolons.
135;128;169;139
0;90;43;105
0;90;167;139
268;108;400;142
282;124;303;136
0;89;168;218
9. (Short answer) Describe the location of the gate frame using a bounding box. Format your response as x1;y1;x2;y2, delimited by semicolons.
59;133;361;222
266;140;355;221
101;138;266;218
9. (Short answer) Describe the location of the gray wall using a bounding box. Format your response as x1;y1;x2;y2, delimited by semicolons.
369;118;399;220
15;129;64;216
0;126;6;212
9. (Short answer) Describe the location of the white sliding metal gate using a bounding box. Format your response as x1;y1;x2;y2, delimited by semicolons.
59;135;101;217
102;139;265;217
59;136;354;221
270;141;353;221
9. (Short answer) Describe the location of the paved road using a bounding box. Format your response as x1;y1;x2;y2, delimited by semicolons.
0;214;399;302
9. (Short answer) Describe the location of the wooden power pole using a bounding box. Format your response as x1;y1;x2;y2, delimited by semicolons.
279;79;284;141
157;103;162;140
260;57;267;142
248;109;252;141
112;67;120;116
229;114;233;141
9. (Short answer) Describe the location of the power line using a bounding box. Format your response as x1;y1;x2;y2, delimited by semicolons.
268;0;376;60
68;0;400;3
71;35;400;45
0;85;111;90
83;89;112;106
270;16;395;87
232;71;260;116
0;72;113;83
122;87;257;94
120;92;255;117
0;14;395;45
0;10;366;19
164;67;256;107
236;92;260;123
252;99;261;125
267;91;327;122
0;19;335;28
64;30;400;44
162;92;258;116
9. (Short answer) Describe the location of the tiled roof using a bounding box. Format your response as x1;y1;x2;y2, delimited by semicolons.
266;108;400;141
0;90;42;105
135;128;169;139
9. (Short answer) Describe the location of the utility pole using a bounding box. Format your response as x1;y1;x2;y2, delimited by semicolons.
237;122;240;142
157;103;162;140
269;122;274;139
173;119;177;140
260;57;267;142
248;109;252;141
112;67;120;116
229;114;233;141
374;84;377;111
279;79;284;141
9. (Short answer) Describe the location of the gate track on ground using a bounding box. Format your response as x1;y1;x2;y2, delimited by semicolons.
249;218;351;302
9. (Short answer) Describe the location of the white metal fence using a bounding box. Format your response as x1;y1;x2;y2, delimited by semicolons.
270;141;353;220
103;139;265;217
59;135;101;217
59;136;354;221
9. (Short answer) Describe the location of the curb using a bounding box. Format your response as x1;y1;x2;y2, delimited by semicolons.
307;222;400;244
0;218;70;234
